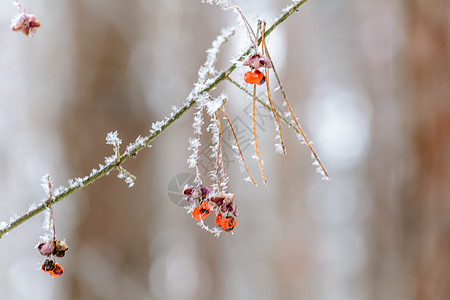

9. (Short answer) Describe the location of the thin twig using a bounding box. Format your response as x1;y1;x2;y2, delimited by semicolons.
220;108;257;186
0;0;310;239
252;84;267;184
225;3;257;50
195;107;205;183
215;111;222;191
226;76;329;179
263;37;330;180
261;21;286;156
46;175;56;240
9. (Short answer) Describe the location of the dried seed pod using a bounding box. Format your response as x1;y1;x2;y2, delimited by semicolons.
183;185;212;203
38;240;69;257
224;201;239;217
222;193;235;204
243;53;272;69
200;186;212;198
10;13;41;36
54;240;69;257
38;240;55;257
209;195;225;208
210;193;237;216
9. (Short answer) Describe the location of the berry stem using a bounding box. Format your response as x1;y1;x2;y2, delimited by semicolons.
46;175;56;240
215;111;222;192
220;108;257;186
252;84;267;185
196;107;205;184
225;3;258;50
261;21;286;156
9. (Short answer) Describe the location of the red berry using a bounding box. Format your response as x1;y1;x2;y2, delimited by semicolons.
215;214;237;232
221;216;237;232
192;202;212;221
50;263;64;278
199;202;212;217
215;213;224;226
41;259;55;273
244;70;265;85
192;207;201;220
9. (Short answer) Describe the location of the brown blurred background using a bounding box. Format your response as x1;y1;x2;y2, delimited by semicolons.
1;0;449;299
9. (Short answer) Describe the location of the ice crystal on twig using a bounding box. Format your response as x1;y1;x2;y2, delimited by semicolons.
282;0;304;14
197;26;234;88
117;167;136;188
207;112;221;192
0;221;8;231
40;173;52;198
201;0;232;10
206;93;227;116
106;131;122;147
126;136;148;153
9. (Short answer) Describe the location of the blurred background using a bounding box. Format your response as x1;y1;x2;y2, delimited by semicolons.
1;0;449;299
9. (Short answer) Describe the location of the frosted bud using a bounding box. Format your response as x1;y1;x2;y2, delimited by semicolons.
37;240;55;257
243;53;272;69
10;13;40;36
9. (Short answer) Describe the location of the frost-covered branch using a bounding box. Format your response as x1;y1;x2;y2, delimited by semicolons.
0;0;310;239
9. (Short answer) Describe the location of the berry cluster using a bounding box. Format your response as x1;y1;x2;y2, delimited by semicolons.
41;259;64;278
37;239;68;278
243;53;272;85
183;186;238;233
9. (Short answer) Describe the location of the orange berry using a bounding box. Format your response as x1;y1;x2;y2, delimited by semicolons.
221;216;237;232
199;202;212;217
215;213;224;226
50;263;64;278
192;202;212;221
41;259;55;273
244;70;265;85
192;207;201;220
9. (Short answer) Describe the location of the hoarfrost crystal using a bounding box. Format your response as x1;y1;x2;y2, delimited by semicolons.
106;131;122;146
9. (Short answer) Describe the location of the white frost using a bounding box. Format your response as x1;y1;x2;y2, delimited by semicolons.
40;174;52;197
275;143;284;154
0;221;8;231
126;135;148;153
104;154;116;165
106;131;122;146
282;0;303;14
206;93;227;116
201;0;232;11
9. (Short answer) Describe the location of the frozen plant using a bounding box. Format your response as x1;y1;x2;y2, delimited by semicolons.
10;0;41;36
36;174;68;278
0;0;327;242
